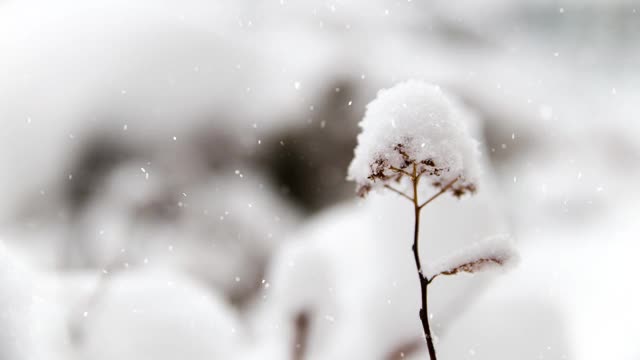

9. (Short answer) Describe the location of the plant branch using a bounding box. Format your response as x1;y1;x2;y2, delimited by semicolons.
384;184;413;202
410;163;438;360
429;255;510;284
389;166;413;178
419;178;459;209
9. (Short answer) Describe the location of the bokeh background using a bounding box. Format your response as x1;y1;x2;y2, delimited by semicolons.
1;0;639;359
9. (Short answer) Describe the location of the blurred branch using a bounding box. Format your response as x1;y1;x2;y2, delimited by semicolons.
385;338;422;360
292;311;310;360
384;184;413;201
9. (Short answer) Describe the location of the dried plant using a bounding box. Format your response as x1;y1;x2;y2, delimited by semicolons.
348;80;516;359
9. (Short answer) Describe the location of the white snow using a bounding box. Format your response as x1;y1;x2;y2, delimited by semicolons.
0;242;34;360
348;80;481;197
0;242;70;360
75;167;299;301
76;269;241;360
0;0;637;358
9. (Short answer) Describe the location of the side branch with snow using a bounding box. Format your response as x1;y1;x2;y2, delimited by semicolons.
426;236;518;283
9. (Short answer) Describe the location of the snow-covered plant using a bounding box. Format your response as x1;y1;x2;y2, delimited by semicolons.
348;80;516;360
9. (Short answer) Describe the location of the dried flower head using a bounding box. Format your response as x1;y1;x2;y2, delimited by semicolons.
347;80;481;197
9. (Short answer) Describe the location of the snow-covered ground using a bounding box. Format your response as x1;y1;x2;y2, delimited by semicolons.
1;0;639;359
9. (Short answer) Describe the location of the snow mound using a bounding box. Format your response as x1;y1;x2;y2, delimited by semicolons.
0;242;70;360
77;269;241;360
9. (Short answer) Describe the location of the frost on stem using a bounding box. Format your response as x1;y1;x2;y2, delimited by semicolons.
426;235;519;282
347;80;480;197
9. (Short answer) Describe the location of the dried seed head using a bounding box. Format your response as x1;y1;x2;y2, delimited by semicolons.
347;80;481;197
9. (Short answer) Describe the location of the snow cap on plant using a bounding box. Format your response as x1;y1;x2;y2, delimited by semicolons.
348;80;481;197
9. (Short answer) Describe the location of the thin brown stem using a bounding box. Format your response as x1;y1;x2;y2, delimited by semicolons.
410;163;438;360
384;184;413;202
418;178;459;210
427;275;436;285
389;166;413;178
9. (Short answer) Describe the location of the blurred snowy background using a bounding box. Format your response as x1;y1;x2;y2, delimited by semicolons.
1;0;639;359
